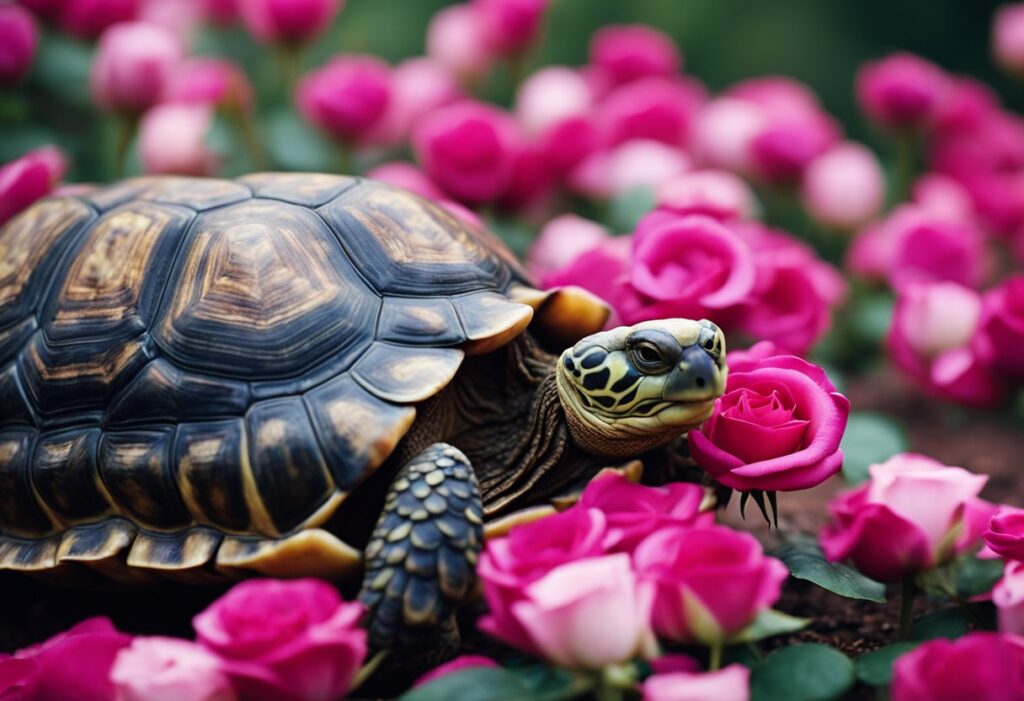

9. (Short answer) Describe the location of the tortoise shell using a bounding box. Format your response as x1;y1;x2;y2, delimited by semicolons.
0;174;607;581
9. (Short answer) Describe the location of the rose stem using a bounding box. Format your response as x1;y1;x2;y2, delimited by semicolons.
897;575;917;641
708;640;724;671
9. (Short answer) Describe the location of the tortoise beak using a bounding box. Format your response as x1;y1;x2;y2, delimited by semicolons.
662;344;723;402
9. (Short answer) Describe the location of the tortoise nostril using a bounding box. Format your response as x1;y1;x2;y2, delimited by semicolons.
696;377;706;388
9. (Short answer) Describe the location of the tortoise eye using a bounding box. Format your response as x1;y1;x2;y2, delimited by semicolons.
628;341;673;374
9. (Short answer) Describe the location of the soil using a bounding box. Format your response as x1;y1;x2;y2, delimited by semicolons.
1;366;1022;694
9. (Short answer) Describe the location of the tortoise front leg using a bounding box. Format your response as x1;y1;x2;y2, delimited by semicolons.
358;443;483;654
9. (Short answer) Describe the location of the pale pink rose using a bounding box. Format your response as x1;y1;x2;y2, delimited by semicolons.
0;5;37;85
570;139;691;199
366;161;444;200
801;142;885;230
0;617;131;701
542;236;635;326
892;633;1024;701
504;554;658;669
516;66;593;138
821;453;995;582
689;351;849;491
655;170;755;221
238;0;341;46
368;58;462;145
986;507;1024;561
111;637;237;701
163;58;253;112
426;4;494;84
857;52;950;130
59;0;139;39
975;274;1024;381
995;562;1024;636
0;145;68;226
728;76;822;120
139;103;219;176
912;173;975;223
194;579;367;701
414;656;499;688
599;76;705;149
635;525;788;644
589;24;681;87
473;0;547;57
296;54;392;144
413;100;521;205
90;21;183;114
138;0;203;40
642;665;751;701
526;214;610;284
994;4;1024;76
692;97;767;174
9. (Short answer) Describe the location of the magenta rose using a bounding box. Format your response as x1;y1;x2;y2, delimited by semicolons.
0;5;36;86
578;472;712;553
542;235;636;326
413;655;500;688
194;578;367;701
655;170;755;222
483;554;657;669
0;145;67;226
634;525;788;645
477;506;608;653
975;274;1024;381
473;0;548;57
90;21;183;114
238;0;341;46
296;54;393;144
163;58;253;113
599;76;705;148
995;561;1024;636
0;617;131;701
59;0;139;40
856;52;949;130
820;453;995;582
688;350;849;492
985;506;1024;561
589;24;681;87
368;57;462;145
366;161;445;200
413;100;521;205
892;633;1024;701
111;637;237;701
749;112;838;182
643;665;750;701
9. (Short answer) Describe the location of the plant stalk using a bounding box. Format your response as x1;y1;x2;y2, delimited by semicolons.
709;640;724;671
897;575;917;641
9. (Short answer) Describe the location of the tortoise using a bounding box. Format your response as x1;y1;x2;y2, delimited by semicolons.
0;173;727;649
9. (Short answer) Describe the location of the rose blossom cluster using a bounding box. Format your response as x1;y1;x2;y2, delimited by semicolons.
0;579;368;701
982;504;1024;640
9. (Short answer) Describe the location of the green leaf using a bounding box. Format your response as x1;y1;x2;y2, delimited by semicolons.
954;555;1005;599
400;666;587;701
262;108;336;172
911;607;971;641
772;534;887;603
751;644;855;701
486;217;538;259
730;608;810;643
849;293;894;345
854;643;919;686
839;412;908;484
606;186;655;232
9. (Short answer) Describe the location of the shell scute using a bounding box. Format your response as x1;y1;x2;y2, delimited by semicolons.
0;429;52;535
238;172;357;206
32;428;108;524
98;428;191;530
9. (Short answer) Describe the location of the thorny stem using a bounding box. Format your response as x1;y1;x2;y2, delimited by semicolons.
897;575;917;641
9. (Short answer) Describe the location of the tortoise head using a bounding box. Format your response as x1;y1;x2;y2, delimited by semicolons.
555;319;727;458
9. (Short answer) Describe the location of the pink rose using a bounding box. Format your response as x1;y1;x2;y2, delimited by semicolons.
498;142;555;212
0;5;36;85
857;52;950;130
426;4;494;84
749;113;838;182
589;24;681;87
111;637;237;701
931;77;1001;138
911;173;975;223
995;561;1024;636
296;54;392;144
599;76;705;149
655;170;755;222
413;101;521;205
516;66;593;138
569;139;691;199
366;161;444;200
693;97;766;174
994;4;1024;76
0;145;67;226
238;0;341;46
201;0;238;25
0;617;131;701
985;506;1024;561
642;665;751;701
477;506;608;653
163;58;253;113
543;236;635;326
821;453;994;582
628;213;756;321
368;57;462;145
578;473;712;553
689;350;849;492
486;554;658;669
59;0;139;39
194;579;367;701
139;103;219;176
635;525;788;644
891;633;1024;701
728;76;822;118
473;0;547;57
413;655;499;688
90;21;183;114
537;114;601;177
527;214;610;284
887;216;988;290
801;142;885;230
975;274;1024;381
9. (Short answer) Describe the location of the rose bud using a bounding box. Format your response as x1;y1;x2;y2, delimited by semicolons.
569;139;691;200
589;24;681;87
110;637;237;701
656;170;755;221
139;103;220;176
599;76;706;149
643;665;751;701
473;0;548;57
202;0;238;25
994;561;1024;636
689;349;849;492
296;54;392;145
516;66;593;138
886;214;988;291
481;553;658;669
412;100;521;205
59;0;139;39
975;274;1024;381
17;0;62;22
426;4;495;85
194;579;366;701
985;506;1024;561
0;145;68;226
526;214;610;284
366;161;445;200
414;656;500;689
368;57;462;145
821;453;995;582
891;633;1024;701
90;21;183;114
693;97;767;174
856;52;949;130
728;75;822;116
163;58;253;113
238;0;341;46
801;142;885;230
749;113;838;182
994;4;1024;76
635;525;788;645
0;5;37;85
911;173;975;223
